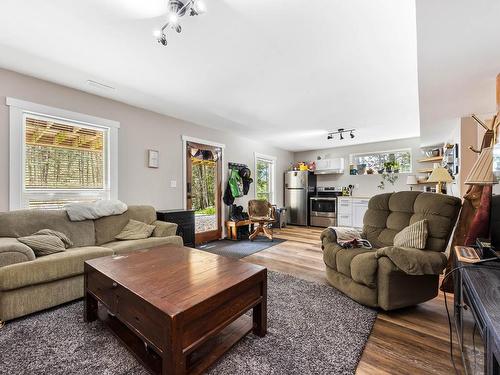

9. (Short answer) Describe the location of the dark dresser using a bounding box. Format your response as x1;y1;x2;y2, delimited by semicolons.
156;209;195;248
454;261;500;374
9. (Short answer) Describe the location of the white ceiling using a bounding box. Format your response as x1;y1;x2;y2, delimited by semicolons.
416;0;500;146
0;1;497;152
0;0;421;151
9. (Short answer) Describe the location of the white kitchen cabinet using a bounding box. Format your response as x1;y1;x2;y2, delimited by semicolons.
337;197;369;228
352;199;369;228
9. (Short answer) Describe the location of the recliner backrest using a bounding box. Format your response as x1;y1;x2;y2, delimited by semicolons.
362;191;461;251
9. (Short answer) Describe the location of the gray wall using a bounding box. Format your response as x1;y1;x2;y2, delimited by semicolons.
294;137;429;197
0;68;293;212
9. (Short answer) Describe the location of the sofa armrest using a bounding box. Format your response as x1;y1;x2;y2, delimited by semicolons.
0;237;36;268
152;220;178;237
375;246;447;275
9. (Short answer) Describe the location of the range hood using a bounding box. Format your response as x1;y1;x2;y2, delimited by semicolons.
314;158;345;175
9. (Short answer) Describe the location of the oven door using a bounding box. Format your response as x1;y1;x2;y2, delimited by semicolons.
310;198;336;217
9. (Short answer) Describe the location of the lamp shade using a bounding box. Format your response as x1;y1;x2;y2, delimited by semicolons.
406;175;418;185
465;147;498;185
427;166;453;183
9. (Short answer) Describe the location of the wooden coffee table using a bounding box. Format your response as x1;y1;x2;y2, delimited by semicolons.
84;246;267;375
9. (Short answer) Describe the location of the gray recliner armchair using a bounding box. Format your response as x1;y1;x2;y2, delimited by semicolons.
321;191;461;310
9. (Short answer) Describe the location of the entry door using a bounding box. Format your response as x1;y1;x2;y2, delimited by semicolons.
186;141;222;244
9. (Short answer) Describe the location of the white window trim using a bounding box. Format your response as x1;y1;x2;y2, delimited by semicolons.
7;97;120;210
254;152;276;204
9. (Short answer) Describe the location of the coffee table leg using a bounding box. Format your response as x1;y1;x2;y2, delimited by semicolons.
253;276;267;337
84;291;98;322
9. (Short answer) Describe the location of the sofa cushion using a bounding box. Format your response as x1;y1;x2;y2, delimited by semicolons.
336;248;374;279
393;219;428;249
115;219;155;240
102;236;183;255
94;206;157;245
0;246;113;291
34;229;73;248
17;234;66;257
0;209;95;247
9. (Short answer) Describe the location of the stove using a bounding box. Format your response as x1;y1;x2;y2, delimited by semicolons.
310;187;344;227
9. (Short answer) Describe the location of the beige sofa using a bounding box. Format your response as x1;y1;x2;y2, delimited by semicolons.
0;205;183;322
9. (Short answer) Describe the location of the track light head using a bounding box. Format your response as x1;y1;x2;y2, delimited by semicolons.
339;133;344;140
327;134;333;140
350;131;354;139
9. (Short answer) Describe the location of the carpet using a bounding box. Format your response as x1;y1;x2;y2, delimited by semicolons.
197;238;286;259
0;272;377;375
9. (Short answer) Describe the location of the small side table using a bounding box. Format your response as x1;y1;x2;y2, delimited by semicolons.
226;220;254;241
157;209;195;248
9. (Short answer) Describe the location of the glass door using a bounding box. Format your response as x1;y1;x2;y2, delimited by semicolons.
186;141;222;244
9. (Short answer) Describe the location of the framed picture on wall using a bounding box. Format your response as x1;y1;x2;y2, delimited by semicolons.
148;149;159;168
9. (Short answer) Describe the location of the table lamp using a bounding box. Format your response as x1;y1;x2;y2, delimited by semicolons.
406;175;418;191
427;166;453;194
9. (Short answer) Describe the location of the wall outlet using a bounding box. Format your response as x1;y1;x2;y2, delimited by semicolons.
170;180;177;188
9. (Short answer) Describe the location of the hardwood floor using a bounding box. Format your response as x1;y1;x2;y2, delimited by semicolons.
243;226;463;375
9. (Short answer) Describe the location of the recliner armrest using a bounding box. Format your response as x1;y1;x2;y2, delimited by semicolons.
375;246;447;275
152;220;178;237
0;237;36;268
320;228;338;249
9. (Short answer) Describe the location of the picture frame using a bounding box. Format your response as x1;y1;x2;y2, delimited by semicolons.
148;149;159;168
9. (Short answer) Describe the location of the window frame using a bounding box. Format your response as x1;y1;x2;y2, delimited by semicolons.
349;148;413;174
7;97;120;210
254;152;276;204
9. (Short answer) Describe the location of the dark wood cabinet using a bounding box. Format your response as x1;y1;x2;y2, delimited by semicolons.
454;260;500;374
156;209;195;248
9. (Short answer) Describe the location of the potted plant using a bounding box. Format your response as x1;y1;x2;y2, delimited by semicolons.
392;161;400;173
366;168;374;174
384;161;393;173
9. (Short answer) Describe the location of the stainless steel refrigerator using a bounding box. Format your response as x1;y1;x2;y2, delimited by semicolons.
285;171;316;226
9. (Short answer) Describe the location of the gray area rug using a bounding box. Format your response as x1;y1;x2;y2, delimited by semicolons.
197;238;286;259
0;272;377;375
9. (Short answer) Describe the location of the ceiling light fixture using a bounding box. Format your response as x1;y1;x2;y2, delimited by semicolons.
327;128;356;141
155;0;207;46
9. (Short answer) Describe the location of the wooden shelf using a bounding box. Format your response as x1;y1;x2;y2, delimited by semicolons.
417;156;443;163
417;181;436;185
416;168;433;174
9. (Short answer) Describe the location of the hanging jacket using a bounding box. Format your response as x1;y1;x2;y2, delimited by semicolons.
229;168;243;198
239;167;253;195
223;183;235;206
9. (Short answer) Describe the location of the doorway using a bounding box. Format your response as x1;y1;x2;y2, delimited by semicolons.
185;140;223;245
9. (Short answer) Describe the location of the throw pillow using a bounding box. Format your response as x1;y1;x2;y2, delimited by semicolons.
17;235;66;257
115;219;155;241
34;229;73;249
393;219;428;249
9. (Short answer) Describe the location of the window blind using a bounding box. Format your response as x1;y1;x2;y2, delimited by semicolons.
23;115;108;209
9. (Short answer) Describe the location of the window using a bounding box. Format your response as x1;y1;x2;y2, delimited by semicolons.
8;98;119;210
350;149;412;174
255;153;276;203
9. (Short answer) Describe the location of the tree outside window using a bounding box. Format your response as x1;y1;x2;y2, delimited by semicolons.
255;157;275;203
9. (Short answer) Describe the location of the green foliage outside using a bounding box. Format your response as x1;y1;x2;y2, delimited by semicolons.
256;159;271;201
195;206;216;215
191;160;216;213
353;150;411;173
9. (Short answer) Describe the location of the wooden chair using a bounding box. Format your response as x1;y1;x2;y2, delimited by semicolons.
248;200;276;241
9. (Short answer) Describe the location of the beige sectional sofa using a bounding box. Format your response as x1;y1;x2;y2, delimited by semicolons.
0;205;183;322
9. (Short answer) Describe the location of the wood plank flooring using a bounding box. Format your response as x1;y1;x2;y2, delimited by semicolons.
243;226;463;374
